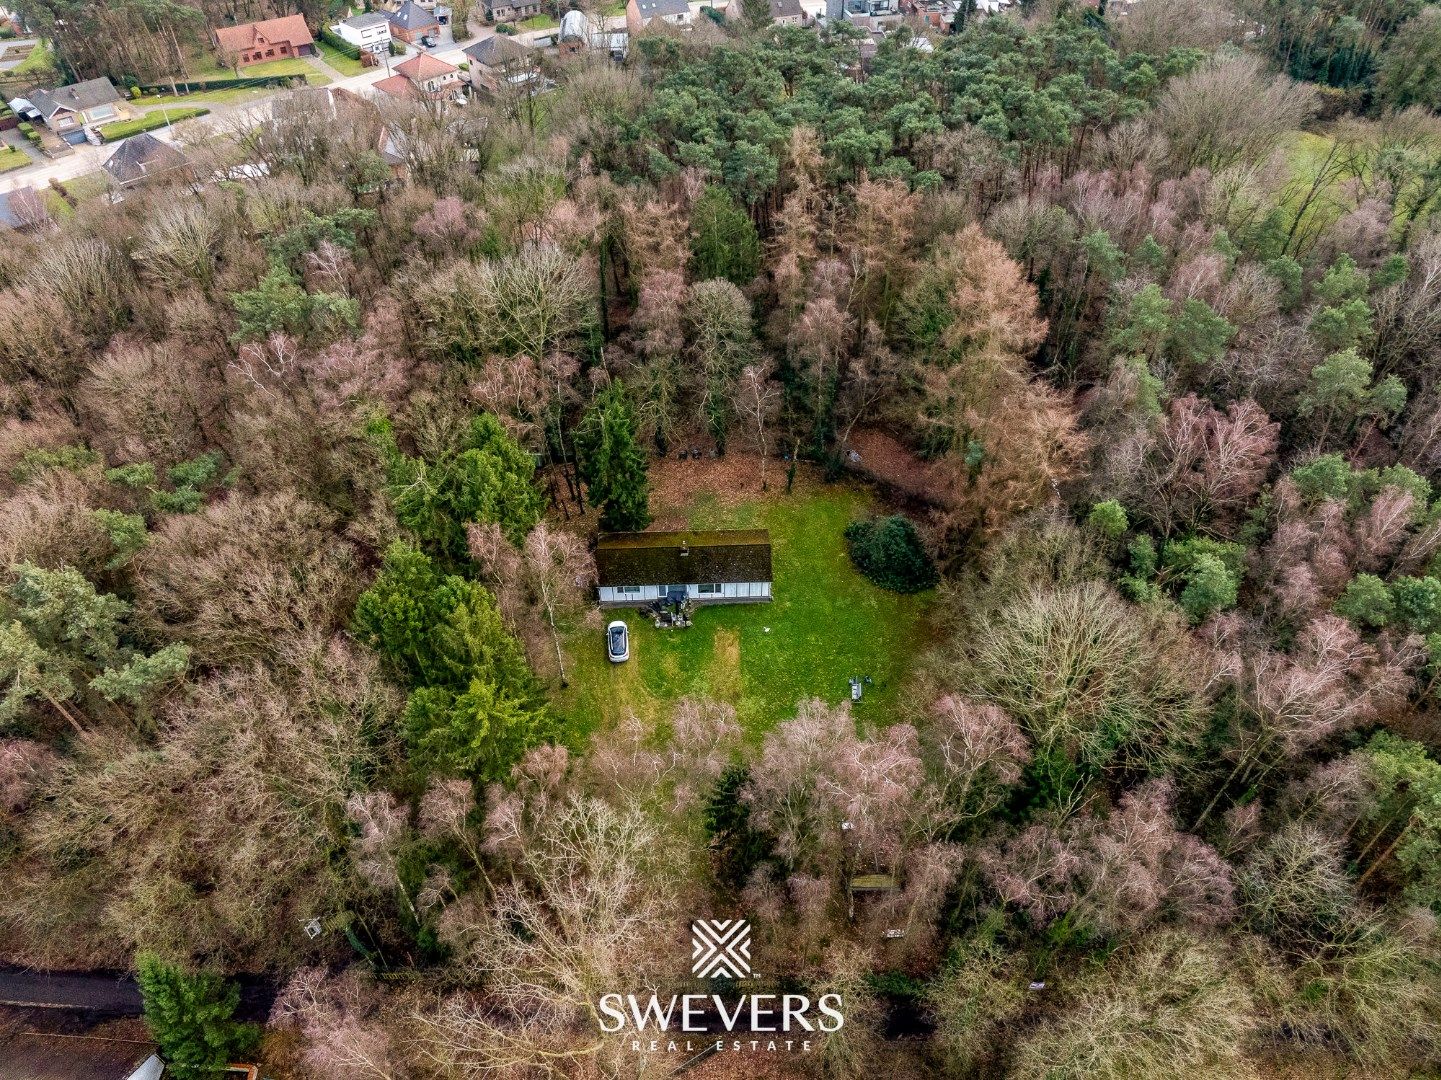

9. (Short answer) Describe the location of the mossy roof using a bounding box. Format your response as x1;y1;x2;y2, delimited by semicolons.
595;529;772;586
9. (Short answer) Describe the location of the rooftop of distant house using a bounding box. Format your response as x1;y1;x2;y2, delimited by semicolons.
373;73;421;98
464;35;532;66
395;52;458;80
634;0;691;17
341;11;392;29
388;0;440;29
102;131;188;186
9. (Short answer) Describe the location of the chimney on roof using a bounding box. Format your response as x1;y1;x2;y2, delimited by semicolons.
680;539;690;557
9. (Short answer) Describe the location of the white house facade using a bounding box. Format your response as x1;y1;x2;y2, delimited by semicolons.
595;530;773;607
334;12;394;54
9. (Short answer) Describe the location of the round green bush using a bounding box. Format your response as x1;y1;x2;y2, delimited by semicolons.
844;515;938;594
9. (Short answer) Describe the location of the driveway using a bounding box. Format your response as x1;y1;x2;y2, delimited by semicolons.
0;970;142;1014
0;967;275;1020
0;37;40;73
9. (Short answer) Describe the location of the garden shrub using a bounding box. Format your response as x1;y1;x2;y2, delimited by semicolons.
844;515;938;593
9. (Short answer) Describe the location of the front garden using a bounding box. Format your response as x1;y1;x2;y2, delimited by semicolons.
99;107;208;142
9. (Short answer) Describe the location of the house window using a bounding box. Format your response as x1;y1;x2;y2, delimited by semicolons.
697;583;722;595
88;104;116;120
617;585;643;596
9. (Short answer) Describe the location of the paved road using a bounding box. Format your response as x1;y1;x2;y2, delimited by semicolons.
0;968;275;1019
0;970;142;1013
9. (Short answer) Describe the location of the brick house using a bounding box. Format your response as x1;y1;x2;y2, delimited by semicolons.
387;0;441;44
214;14;315;67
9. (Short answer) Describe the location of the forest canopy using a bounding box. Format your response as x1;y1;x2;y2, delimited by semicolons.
0;0;1439;1077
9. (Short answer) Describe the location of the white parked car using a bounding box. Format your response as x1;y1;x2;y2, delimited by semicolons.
606;620;629;663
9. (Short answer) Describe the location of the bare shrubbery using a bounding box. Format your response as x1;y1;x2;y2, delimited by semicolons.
4;635;398;968
132;492;360;665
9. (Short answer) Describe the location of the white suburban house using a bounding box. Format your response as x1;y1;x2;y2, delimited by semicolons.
333;12;393;54
595;530;774;607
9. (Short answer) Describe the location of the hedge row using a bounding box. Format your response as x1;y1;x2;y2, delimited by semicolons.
100;107;209;142
134;75;296;94
318;27;363;61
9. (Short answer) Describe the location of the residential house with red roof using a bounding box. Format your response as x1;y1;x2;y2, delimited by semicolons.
213;14;315;68
375;51;462;100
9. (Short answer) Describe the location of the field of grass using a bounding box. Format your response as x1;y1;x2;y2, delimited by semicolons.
516;13;560;30
554;482;934;742
12;38;54;76
186;52;234;79
134;85;276;107
0;146;29;173
1281;127;1441;246
1281;130;1347;243
239;56;331;85
42;170;109;219
100;107;208;142
600;0;627;14
316;39;366;76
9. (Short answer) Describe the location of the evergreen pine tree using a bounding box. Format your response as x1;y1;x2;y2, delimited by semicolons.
689;186;762;286
577;384;652;532
137;952;257;1075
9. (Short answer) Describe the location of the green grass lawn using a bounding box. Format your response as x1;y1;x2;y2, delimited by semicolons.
600;0;626;14
134;85;274;107
12;38;54;76
1281;130;1346;242
65;171;110;200
0;146;29;173
315;39;366;76
237;56;332;85
186;51;234;79
43;170;108;219
516;13;560;29
1281;127;1441;245
100;107;208;142
555;483;934;741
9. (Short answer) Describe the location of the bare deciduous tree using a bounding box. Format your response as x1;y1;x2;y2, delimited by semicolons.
731;361;780;489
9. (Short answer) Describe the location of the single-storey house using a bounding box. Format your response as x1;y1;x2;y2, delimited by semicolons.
463;35;538;95
29;78;129;139
627;0;692;32
388;0;440;44
101;132;189;187
766;0;807;22
333;11;393;54
214;14;315;67
596;529;773;607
